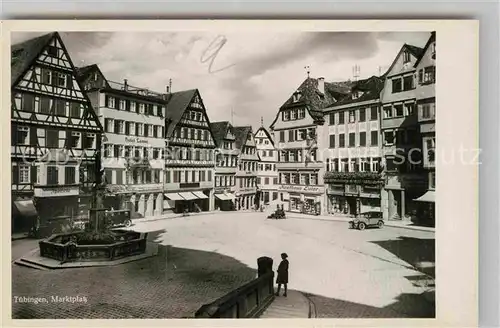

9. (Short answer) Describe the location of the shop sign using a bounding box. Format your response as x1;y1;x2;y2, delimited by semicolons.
278;185;324;194
34;186;79;197
125;137;149;145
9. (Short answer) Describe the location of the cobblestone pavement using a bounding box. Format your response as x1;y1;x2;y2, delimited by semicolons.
12;211;435;319
12;232;256;319
128;211;435;317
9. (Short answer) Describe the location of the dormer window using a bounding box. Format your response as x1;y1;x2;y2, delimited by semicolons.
352;91;359;100
292;91;302;103
403;50;411;63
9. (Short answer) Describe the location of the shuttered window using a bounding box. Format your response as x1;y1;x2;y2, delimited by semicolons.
329;134;335;148
47;166;59;185
65;166;76;184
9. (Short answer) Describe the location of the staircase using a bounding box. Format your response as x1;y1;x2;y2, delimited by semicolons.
14;257;50;271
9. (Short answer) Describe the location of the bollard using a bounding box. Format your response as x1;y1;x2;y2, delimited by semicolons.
257;256;273;277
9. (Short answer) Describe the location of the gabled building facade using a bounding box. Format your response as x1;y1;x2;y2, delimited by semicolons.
164;89;217;213
270;77;352;215
210;121;238;211
254;125;279;205
323;76;385;216
11;32;103;234
380;43;428;221
234;126;259;210
77;65;167;219
414;32;436;226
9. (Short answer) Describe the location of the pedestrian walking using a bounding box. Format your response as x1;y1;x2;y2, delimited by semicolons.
276;252;289;297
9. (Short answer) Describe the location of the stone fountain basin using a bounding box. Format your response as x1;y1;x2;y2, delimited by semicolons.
39;230;148;263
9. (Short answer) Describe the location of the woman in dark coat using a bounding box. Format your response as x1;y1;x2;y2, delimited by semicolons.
276;253;289;297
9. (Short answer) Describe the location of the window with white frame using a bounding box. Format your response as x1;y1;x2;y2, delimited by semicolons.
383;106;393;119
283;111;290;121
349;110;356;123
139;103;145;114
17;126;30;145
108;97;115;108
57;73;67;88
404;103;415;116
83;133;96;149
106;118;114;132
70;132;81;148
298;108;306;119
119;100;126;110
130;101;136;112
137;123;144;136
384;131;395;145
290;109;297;120
19;164;30;183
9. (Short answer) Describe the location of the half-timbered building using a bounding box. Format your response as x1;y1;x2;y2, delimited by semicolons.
11;32;103;234
164;89;217;213
254;124;279;205
210;121;239;211
77;64;167;219
233;126;259;210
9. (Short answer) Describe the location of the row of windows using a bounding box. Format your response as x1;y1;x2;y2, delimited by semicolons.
326;158;380;173
183;110;206;122
328;106;378;125
13;164;76;185
383;129;419;146
242;146;257;155
259;150;275;157
104;118;164;138
280;173;319;185
391;66;435;94
257;177;278;185
103;144;163;159
239;177;257;188
104;168;162;185
239;161;258;172
172;126;211;141
15;93;83;118
256;138;271;145
215;175;236;187
165;170;213;183
216;154;238;167
329;131;379;148
258;163;276;171
13;125;96;149
106;96;165;118
282;108;306;121
420;103;435;120
383;102;415;119
278;128;316;143
220;141;234;150
166;146;214;161
279;149;317;163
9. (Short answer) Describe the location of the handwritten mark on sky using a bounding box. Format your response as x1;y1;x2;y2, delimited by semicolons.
200;35;236;74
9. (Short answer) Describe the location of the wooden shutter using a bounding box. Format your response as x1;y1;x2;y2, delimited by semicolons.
30;127;37;146
31;165;37;184
126;100;130;111
288;130;294;142
115;97;120;109
67;75;73;90
12;165;19;184
105;95;110;108
11;124;17;146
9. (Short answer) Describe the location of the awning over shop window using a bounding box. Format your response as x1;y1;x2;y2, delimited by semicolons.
179;192;198;201
215;194;228;200
225;193;236;200
414;190;435;203
165;193;184;201
163;200;174;209
192;191;208;199
13;200;38;218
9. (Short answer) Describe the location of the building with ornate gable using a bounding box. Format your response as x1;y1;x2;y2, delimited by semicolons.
210;121;239;211
233;126;259;210
270;76;353;215
163;89;217;213
11;32;103;234
254;124;279;205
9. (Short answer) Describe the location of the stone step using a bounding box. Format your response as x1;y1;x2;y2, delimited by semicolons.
14;259;50;271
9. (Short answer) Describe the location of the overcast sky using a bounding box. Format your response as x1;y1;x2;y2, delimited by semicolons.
13;31;431;130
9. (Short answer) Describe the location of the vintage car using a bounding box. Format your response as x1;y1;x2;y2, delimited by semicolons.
349;211;384;230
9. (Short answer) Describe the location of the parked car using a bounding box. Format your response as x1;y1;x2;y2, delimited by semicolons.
349;211;384;230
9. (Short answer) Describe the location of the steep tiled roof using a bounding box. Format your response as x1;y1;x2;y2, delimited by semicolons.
11;32;56;85
405;44;425;59
233;126;252;150
210;121;230;147
414;32;436;67
165;89;198;137
75;64;99;81
328;76;384;108
254;126;275;146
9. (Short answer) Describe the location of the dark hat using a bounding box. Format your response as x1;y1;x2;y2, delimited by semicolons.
281;253;288;258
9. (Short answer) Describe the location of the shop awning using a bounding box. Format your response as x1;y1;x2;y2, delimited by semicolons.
192;191;208;199
225;193;236;200
414;190;435;203
215;194;229;200
165;193;184;201
163;200;173;209
13;200;38;218
179;192;198;201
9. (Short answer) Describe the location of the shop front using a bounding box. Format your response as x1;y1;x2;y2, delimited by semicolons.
278;185;324;215
11;197;38;235
164;190;211;214
214;191;236;211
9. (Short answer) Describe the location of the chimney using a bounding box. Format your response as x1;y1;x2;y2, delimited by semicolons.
123;79;128;91
165;85;170;94
318;77;325;94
